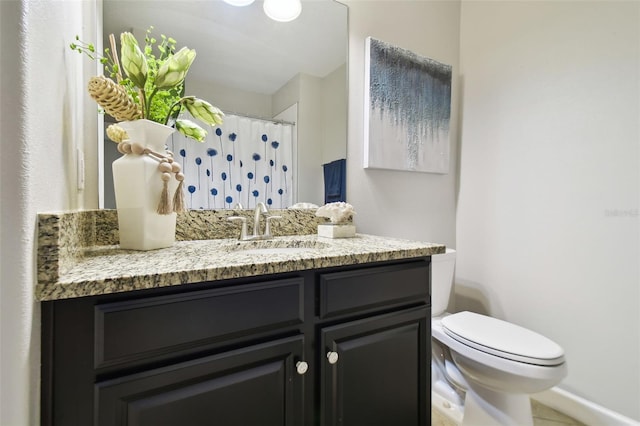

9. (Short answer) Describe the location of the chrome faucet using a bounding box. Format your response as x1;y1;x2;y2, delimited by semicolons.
252;202;269;238
227;202;281;241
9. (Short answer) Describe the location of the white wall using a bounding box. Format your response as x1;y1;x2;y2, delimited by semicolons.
0;0;99;423
273;73;324;205
322;63;348;164
188;77;274;118
345;0;461;248
457;1;640;421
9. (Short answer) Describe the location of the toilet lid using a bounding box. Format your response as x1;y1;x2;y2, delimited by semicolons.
441;312;565;366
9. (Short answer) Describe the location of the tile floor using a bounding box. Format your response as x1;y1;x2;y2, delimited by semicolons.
432;399;586;426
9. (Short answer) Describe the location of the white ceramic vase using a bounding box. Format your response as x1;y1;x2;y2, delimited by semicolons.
112;119;178;250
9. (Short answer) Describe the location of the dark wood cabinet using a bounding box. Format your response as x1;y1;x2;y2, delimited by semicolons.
96;336;304;426
42;258;431;426
320;307;429;426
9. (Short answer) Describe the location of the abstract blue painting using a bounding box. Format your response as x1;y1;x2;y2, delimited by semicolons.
364;37;452;173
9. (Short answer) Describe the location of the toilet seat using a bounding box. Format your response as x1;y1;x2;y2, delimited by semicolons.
441;312;565;366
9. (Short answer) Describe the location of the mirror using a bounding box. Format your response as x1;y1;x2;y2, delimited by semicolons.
101;0;348;209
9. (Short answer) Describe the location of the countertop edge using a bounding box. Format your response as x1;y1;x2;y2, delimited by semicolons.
36;234;445;301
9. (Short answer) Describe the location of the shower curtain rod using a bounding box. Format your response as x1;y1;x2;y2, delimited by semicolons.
222;110;296;126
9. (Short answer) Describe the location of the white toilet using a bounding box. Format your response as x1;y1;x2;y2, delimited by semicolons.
431;249;567;425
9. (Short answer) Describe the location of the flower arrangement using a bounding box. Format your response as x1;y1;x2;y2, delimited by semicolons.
70;27;223;142
71;28;224;217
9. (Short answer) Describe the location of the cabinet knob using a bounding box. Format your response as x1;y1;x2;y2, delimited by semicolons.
326;351;339;364
296;361;309;375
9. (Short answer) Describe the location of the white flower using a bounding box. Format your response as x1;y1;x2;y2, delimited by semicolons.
316;202;356;224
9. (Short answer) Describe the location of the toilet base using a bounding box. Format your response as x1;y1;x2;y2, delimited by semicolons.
462;385;533;426
432;391;464;424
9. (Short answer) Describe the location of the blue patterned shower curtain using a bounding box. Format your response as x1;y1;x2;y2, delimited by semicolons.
169;113;294;210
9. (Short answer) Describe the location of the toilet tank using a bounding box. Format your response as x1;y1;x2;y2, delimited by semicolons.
431;249;456;316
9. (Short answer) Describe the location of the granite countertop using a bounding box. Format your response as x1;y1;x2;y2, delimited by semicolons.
36;233;445;301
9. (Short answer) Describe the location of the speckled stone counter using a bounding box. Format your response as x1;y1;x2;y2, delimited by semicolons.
37;209;326;288
36;210;445;301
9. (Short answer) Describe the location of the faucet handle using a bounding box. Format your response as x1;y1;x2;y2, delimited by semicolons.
264;215;282;238
228;216;248;240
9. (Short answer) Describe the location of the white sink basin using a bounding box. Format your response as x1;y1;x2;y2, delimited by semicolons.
239;247;318;255
226;239;329;256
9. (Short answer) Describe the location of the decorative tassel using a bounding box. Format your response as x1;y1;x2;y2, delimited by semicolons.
157;173;172;215
173;174;186;213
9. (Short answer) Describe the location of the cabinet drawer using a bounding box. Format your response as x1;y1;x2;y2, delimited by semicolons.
94;278;303;368
318;262;429;319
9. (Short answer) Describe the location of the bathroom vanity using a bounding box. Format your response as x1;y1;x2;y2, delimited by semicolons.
37;210;444;426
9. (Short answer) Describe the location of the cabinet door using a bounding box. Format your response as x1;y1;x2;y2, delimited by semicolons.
96;335;305;426
320;306;429;426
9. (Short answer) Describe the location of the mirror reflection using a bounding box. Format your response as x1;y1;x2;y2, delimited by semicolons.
102;0;348;209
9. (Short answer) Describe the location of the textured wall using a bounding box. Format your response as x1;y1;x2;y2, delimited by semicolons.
0;0;98;423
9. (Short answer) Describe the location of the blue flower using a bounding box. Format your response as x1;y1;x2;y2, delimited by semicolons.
282;165;288;191
188;185;197;209
194;157;203;188
207;149;218;182
270;141;280;167
252;153;261;183
216;127;224;155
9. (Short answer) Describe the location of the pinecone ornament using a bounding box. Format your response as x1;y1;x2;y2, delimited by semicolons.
87;76;141;121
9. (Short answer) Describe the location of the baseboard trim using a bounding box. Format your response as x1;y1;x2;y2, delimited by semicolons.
531;387;639;426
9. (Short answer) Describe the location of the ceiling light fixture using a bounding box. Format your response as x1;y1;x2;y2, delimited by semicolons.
222;0;255;6
263;0;302;22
